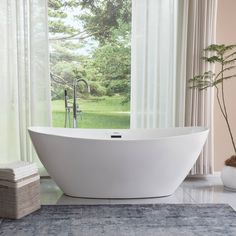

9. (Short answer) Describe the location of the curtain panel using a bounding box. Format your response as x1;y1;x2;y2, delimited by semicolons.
186;0;218;175
131;0;178;128
0;0;51;175
131;0;218;175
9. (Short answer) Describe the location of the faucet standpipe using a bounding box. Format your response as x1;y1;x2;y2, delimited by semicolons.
72;79;90;128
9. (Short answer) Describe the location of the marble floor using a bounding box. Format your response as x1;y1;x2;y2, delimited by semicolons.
40;175;236;210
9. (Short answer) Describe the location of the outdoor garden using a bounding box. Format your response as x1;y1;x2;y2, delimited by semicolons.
48;0;131;128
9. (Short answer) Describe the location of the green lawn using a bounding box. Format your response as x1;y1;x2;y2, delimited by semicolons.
52;96;130;129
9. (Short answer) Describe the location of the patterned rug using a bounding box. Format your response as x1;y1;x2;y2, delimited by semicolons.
0;204;236;236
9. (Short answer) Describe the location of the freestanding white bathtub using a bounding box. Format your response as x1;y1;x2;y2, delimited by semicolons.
28;127;208;198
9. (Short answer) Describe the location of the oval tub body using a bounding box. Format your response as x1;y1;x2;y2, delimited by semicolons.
28;127;208;198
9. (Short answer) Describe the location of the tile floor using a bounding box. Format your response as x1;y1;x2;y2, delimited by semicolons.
40;175;236;210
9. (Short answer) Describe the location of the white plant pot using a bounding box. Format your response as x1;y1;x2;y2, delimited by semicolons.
221;165;236;191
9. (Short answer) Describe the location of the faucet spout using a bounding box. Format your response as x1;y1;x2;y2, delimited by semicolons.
76;79;90;93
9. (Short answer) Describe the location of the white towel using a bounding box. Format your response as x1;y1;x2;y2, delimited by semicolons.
0;161;38;181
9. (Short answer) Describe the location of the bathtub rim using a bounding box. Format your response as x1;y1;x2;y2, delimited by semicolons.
28;126;209;141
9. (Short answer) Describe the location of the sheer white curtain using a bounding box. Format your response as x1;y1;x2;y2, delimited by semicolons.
131;0;178;128
0;0;51;175
131;0;218;175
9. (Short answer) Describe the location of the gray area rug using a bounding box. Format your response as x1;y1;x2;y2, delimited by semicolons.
0;204;236;236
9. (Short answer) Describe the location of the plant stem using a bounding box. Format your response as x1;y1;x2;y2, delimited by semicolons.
221;63;228;117
218;61;236;154
215;86;226;119
224;111;236;154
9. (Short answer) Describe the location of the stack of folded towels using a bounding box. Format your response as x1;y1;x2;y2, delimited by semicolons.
0;161;39;183
0;161;41;219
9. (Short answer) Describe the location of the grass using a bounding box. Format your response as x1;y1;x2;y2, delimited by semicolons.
52;96;130;129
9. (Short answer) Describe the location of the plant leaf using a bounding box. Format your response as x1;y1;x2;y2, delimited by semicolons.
204;44;236;55
202;56;222;63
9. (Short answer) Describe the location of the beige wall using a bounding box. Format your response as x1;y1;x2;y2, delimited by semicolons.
214;0;236;171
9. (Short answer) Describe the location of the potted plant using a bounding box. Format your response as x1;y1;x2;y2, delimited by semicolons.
189;44;236;190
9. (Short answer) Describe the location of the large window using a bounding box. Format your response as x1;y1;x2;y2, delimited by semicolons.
48;0;131;128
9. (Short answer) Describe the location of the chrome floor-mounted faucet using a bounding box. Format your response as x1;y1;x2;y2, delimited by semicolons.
72;78;90;128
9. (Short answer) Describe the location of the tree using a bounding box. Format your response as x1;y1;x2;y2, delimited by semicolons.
48;0;131;42
48;0;131;102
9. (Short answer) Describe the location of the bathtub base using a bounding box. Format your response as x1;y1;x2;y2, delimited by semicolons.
63;192;173;199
